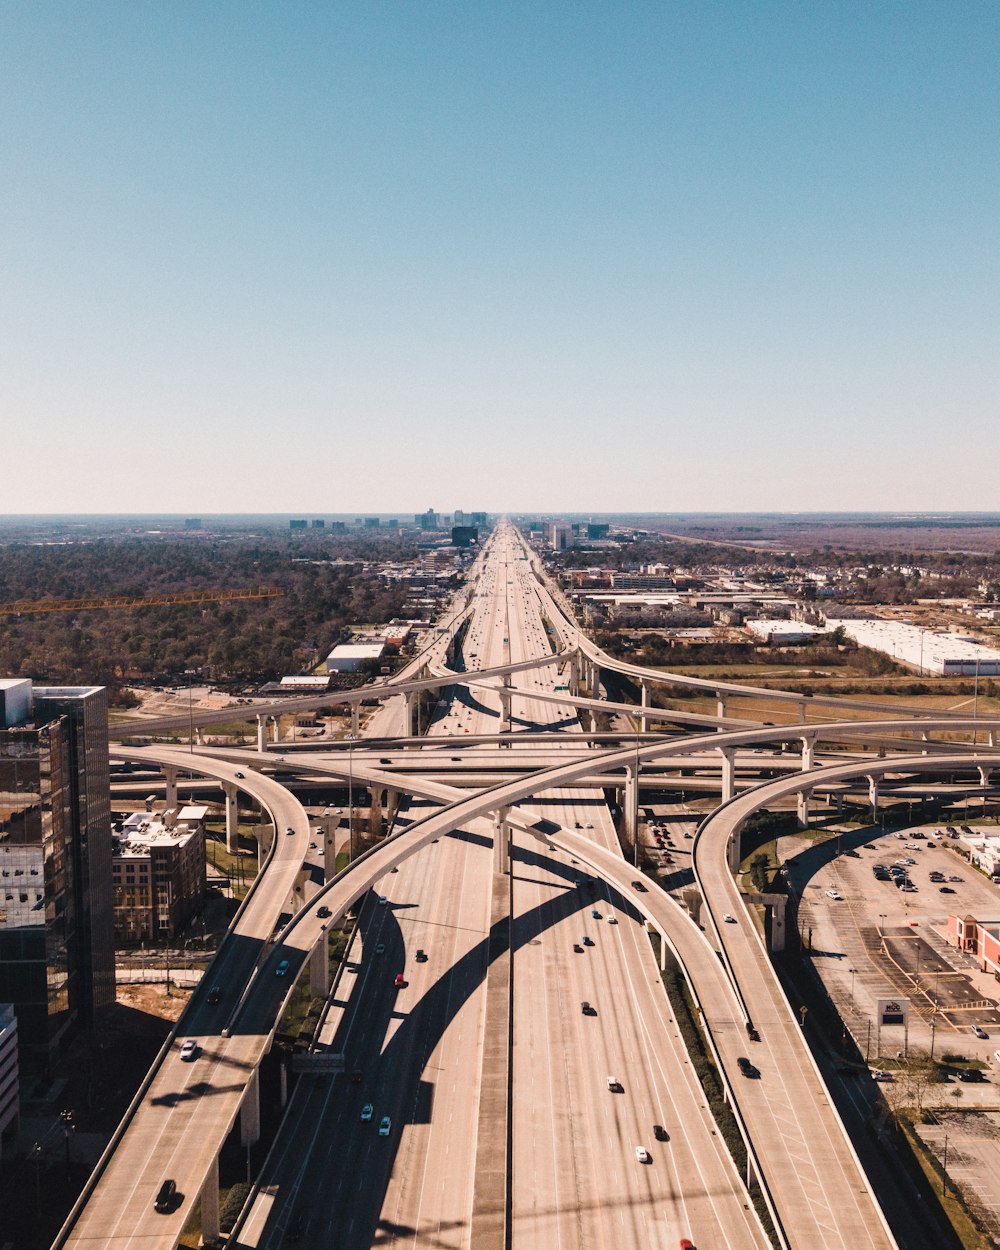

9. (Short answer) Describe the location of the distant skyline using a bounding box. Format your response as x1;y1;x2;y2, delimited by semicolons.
2;3;998;512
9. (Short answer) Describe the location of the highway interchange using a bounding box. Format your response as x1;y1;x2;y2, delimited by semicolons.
54;522;1000;1250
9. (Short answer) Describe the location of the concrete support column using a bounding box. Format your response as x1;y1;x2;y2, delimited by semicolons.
241;1067;260;1146
625;762;640;850
921;729;932;755
798;701;808;723
979;766;992;788
195;726;205;745
800;737;814;772
499;689;511;735
716;694;727;724
719;747;736;803
201;1155;220;1245
990;730;998;748
163;765;177;811
640;680;650;733
867;775;879;819
769;896;787;952
492;806;510;875
405;691;417;737
351;703;360;737
256;715;268;752
224;782;240;854
310;934;330;997
321;808;341;881
659;932;668;970
728;825;742;873
797;789;812;828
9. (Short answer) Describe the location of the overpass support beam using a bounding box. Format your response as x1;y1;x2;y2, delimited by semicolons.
921;729;932;755
980;767;993;788
625;762;640;853
256;715;268;752
797;789;812;828
716;694;727;724
321;808;341;882
498;689;512;736
867;775;879;820
798;701;808;723
640;680;650;733
493;806;510;876
223;782;240;854
404;691;417;738
800;737;814;772
719;747;736;803
201;1155;220;1245
241;1067;261;1147
310;934;330;997
163;765;177;811
351;703;360;737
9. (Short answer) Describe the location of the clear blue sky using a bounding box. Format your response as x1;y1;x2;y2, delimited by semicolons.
2;2;997;514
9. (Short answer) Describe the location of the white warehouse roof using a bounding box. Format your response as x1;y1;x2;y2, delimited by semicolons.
746;619;826;643
326;644;386;660
840;620;1000;676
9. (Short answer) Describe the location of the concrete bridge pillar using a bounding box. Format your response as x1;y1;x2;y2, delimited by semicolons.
797;789;812;828
351;703;360;737
659;932;668;970
800;737;814;772
499;689;512;735
990;729;998;748
224;782;240;853
201;1155;220;1244
163;765;177;811
867;775;880;819
241;1067;261;1146
979;766;993;788
625;762;640;850
320;808;341;881
719;747;736;803
716;693;727;724
921;728;932;755
640;680;650;733
798;701;808;723
310;934;330;997
256;715;268;752
405;691;417;737
493;806;511;875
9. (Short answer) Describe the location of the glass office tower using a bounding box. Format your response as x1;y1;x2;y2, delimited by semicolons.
0;680;114;1057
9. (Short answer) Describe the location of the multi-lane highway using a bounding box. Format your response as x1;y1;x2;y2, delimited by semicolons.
56;520;1000;1250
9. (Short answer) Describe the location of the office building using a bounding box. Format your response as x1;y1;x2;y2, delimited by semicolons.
416;509;439;530
548;524;571;551
0;680;114;1058
112;807;207;943
364;517;380;528
451;525;478;548
310;519;326;529
289;519;308;530
0;1004;18;1144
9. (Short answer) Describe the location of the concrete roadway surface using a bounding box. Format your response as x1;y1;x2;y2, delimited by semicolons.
236;529;768;1250
60;748;312;1250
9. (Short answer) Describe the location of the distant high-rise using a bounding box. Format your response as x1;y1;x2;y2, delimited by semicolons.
289;519;308;530
548;524;571;551
364;517;380;528
0;680;114;1058
310;519;326;529
416;508;439;530
183;518;202;530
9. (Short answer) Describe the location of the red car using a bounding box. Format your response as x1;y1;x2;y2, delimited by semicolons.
393;973;405;988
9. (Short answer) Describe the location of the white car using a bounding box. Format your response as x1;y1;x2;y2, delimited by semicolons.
179;1039;199;1062
607;914;618;925
722;913;737;924
378;1116;391;1137
635;1146;651;1163
361;1103;374;1121
826;890;843;900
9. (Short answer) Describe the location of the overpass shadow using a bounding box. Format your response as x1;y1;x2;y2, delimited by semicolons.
244;833;642;1249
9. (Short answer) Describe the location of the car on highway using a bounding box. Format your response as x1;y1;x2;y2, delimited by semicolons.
825;890;843;900
940;886;956;893
573;943;584;953
607;914;618;924
679;1240;695;1250
361;1103;373;1121
582;935;594;946
591;909;601;919
632;880;647;892
653;1123;669;1141
737;1056;759;1078
415;948;427;962
971;1025;989;1040
634;1146;651;1163
378;1116;391;1137
179;1039;200;1062
316;905;331;918
949;875;963;882
607;1076;621;1091
154;1178;177;1213
206;987;222;1005
285;826;295;836
394;973;405;988
378;895;388;906
581;1001;595;1015
722;913;736;924
275;960;290;977
234;771;245;779
375;942;385;955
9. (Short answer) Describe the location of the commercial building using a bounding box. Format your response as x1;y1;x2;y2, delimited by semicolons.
325;643;387;673
839;620;1000;675
746;619;827;644
451;525;479;548
948;914;1000;979
289;519;308;530
549;524;571;551
0;680;114;1058
0;1004;18;1145
416;509;439;530
111;806;207;943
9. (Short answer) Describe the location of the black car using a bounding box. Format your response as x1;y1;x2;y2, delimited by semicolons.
653;1124;669;1141
154;1178;177;1213
206;986;222;1005
415;949;428;962
317;905;331;918
737;1056;759;1078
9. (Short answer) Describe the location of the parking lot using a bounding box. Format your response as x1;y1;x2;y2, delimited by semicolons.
783;822;1000;1067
